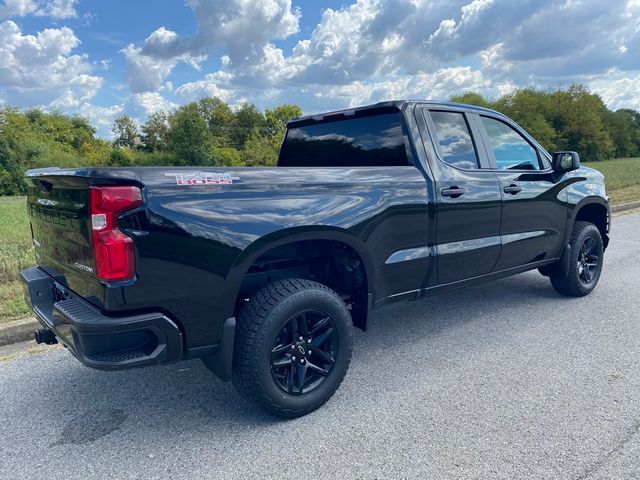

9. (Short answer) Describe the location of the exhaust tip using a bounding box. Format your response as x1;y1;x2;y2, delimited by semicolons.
34;328;58;345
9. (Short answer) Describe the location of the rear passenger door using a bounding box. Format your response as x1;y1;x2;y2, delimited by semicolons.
476;114;567;270
419;107;502;284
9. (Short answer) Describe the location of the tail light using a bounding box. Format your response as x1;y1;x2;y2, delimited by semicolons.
89;186;143;281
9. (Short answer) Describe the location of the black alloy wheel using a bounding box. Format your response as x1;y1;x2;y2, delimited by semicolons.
230;278;353;417
270;311;338;395
550;221;604;297
577;236;600;284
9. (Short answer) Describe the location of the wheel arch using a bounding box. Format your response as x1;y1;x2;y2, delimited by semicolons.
223;226;376;330
569;197;610;249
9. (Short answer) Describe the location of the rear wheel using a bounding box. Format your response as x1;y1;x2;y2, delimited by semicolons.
550;221;604;297
232;278;353;417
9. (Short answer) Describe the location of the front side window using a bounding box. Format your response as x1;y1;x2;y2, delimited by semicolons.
278;113;410;167
481;116;540;170
429;111;479;169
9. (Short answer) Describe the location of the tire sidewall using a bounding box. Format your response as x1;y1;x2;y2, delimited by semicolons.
251;287;352;414
568;224;604;295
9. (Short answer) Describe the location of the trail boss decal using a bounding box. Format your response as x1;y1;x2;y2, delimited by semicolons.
165;172;238;185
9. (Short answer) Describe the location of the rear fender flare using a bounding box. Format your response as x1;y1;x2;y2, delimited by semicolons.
220;226;376;320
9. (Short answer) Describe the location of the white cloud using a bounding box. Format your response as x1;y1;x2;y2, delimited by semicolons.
0;21;102;107
3;0;640;138
175;72;234;102
121;28;206;94
318;67;498;107
0;0;37;18
130;91;177;118
183;0;300;67
121;0;300;92
175;0;639;112
276;0;387;85
589;69;640;111
76;102;124;134
44;0;77;18
0;0;77;19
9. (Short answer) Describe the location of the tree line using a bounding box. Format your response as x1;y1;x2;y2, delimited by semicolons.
110;99;301;168
451;85;640;162
1;85;639;195
0;98;301;195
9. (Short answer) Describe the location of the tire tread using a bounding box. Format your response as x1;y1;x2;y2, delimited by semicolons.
550;221;603;297
232;278;352;417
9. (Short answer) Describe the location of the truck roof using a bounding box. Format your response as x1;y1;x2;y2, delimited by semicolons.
287;100;501;127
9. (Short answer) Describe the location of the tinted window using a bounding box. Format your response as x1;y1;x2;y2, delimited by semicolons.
429;111;479;169
278;113;409;167
481;116;540;170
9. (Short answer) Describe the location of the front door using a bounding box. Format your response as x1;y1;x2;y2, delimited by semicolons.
420;108;502;285
477;114;567;271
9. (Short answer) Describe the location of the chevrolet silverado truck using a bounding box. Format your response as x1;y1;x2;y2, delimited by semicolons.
21;101;610;417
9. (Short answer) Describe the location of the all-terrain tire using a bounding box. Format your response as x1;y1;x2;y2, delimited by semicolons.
232;278;353;418
550;221;604;297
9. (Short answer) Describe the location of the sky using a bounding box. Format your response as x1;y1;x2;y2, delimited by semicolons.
1;0;639;137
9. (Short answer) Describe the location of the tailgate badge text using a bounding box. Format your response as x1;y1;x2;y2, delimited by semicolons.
165;172;238;186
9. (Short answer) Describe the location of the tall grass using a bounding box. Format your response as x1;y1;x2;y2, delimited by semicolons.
0;196;33;322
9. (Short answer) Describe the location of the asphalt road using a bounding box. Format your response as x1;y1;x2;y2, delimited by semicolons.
1;212;639;480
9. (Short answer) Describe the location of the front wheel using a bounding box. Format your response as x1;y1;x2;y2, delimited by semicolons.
232;278;353;418
550;221;604;297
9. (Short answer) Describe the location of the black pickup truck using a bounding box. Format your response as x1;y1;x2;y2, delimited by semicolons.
21;101;610;417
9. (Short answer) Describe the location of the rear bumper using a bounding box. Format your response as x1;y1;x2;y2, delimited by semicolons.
20;267;183;370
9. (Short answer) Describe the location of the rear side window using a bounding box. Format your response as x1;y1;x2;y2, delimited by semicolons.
480;116;541;170
429;111;479;169
278;113;410;167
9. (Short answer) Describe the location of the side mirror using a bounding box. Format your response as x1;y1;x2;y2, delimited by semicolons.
552;151;580;173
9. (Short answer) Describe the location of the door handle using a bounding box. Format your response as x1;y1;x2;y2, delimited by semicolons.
503;184;522;195
441;186;466;198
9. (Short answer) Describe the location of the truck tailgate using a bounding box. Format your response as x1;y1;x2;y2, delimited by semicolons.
26;173;95;282
24;168;144;306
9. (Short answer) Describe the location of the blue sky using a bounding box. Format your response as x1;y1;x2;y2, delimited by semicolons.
1;0;639;137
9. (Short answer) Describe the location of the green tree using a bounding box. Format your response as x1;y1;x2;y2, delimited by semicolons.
264;104;302;153
211;146;243;166
231;103;265;148
265;104;301;133
242;128;279;166
0;107;95;193
452;85;627;160
141;111;170;152
0;134;23;195
493;88;557;150
112;115;140;149
550;85;614;161
197;97;235;146
79;138;111;166
109;148;134;166
70;115;97;150
606;109;640;157
168;103;213;165
449;92;493;109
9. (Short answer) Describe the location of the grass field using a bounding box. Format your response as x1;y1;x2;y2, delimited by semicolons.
0;157;638;324
583;157;640;204
0;196;33;323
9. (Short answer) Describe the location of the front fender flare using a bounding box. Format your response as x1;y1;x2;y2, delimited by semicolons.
566;196;611;245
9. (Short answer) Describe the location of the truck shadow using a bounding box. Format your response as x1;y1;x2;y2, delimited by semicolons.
21;271;578;445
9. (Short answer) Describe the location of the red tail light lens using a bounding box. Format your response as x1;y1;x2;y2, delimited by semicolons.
89;186;143;281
